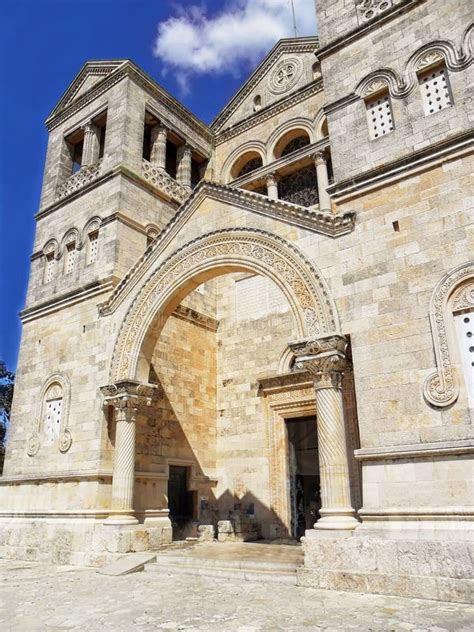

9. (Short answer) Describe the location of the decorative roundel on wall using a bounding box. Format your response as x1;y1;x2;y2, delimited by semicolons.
268;57;303;94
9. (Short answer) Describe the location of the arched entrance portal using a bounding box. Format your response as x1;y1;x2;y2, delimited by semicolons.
102;229;359;537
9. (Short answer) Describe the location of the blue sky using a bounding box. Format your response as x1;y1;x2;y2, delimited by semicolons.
0;0;316;371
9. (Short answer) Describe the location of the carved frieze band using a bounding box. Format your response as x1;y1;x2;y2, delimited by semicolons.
423;261;474;407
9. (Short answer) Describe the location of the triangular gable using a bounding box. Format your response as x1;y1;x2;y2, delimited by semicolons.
47;60;128;121
211;36;319;133
99;181;354;316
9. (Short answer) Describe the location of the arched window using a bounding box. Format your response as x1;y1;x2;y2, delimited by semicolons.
230;151;263;179
43;241;57;284
273;129;311;159
452;281;474;408
86;220;100;264
63;232;78;275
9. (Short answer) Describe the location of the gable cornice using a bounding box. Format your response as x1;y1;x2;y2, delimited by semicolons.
215;80;323;146
45;61;213;146
211;37;319;133
98;181;355;316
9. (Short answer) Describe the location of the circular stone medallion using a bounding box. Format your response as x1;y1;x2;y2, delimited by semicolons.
269;57;303;94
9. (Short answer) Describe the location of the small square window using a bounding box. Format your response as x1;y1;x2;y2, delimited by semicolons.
418;65;453;116
365;91;394;140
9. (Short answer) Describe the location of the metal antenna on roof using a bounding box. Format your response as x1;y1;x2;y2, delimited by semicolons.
290;0;298;38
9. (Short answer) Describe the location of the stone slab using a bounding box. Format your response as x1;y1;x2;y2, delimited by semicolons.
97;552;156;576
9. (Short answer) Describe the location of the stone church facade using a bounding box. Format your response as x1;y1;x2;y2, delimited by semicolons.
1;0;473;603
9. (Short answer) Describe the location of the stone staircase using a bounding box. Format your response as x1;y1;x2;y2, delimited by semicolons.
145;541;303;585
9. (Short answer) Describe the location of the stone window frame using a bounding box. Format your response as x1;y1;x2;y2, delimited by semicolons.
42;239;58;284
83;218;101;265
424;261;474;408
26;373;73;456
61;228;80;275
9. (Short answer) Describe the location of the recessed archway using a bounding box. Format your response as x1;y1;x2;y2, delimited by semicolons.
110;228;339;383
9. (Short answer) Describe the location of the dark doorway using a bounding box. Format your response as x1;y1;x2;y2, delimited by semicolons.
286;416;320;539
168;465;193;540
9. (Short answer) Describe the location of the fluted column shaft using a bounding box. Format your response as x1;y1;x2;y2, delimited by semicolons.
81;121;98;167
150;124;167;169
290;335;358;531
313;151;331;212
176;144;192;188
266;173;279;200
100;381;154;525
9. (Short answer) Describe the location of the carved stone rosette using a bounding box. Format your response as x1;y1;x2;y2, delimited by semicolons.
290;335;359;530
101;380;155;524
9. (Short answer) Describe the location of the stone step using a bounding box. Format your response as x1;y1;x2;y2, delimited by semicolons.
145;560;298;585
150;553;300;573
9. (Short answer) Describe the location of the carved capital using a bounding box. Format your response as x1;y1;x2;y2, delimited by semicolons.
265;172;280;187
289;335;348;390
100;380;156;413
312;151;327;166
81;120;94;134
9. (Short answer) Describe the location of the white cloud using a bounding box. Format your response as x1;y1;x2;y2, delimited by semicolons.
153;0;317;90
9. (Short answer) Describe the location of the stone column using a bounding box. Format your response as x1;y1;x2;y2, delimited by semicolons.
100;381;154;525
266;173;279;200
290;335;358;531
81;121;99;167
150;124;168;169
176;143;192;188
313;151;331;212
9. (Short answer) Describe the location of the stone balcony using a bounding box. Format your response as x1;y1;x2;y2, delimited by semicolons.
142;159;190;205
56;160;103;201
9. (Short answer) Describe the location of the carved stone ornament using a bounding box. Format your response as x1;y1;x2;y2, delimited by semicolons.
289;335;348;390
100;380;157;412
58;429;73;453
56;160;103;201
268;57;303;95
424;262;474;407
109;229;339;381
355;0;399;25
142;159;190;204
26;434;40;457
415;50;444;71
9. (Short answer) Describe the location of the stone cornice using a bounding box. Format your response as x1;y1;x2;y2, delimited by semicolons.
20;276;117;323
45;61;212;150
355;439;474;461
172;304;219;332
316;0;425;61
329;131;474;202
230;139;330;188
98;182;355;317
211;37;319;133
257;371;313;395
0;470;113;484
215;80;323;146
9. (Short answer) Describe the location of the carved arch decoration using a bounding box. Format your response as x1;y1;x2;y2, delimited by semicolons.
222;141;266;183
314;109;328;141
26;373;72;456
42;238;59;259
59;227;80;257
424;261;474;408
355;68;408;99
110;228;340;382
266;117;315;161
82;215;102;243
406;39;472;87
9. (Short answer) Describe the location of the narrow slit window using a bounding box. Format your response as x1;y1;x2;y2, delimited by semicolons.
65;243;76;274
88;231;99;264
418;65;453;116
365;91;394;140
45;254;55;283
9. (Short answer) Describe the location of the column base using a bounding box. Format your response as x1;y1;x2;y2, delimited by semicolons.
104;512;138;526
314;508;359;530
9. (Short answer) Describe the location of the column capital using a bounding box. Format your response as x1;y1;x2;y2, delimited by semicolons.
312;151;327;166
81;120;94;134
289;335;348;389
265;172;280;186
100;380;156;411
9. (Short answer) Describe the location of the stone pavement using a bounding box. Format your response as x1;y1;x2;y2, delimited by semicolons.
0;559;473;631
